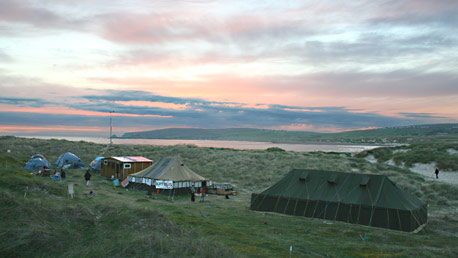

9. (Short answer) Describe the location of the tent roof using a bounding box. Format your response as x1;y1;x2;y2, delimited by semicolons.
131;157;205;182
54;152;84;168
31;154;46;160
258;169;425;210
58;152;81;160
25;157;51;171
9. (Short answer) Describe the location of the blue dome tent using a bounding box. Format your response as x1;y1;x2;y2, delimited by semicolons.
54;152;84;169
89;156;104;172
25;157;51;172
31;154;46;160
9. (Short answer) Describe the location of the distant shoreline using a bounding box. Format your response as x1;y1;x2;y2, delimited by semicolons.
11;135;385;153
116;137;392;147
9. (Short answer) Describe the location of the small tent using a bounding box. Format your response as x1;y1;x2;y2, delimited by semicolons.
31;154;46;160
25;157;51;172
89;156;104;173
250;169;427;232
128;157;210;189
54;152;84;169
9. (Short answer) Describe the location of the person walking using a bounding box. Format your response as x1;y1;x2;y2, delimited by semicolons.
61;169;66;183
84;170;92;186
435;168;439;179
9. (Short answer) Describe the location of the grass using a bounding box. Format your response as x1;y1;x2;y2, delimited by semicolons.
0;136;457;257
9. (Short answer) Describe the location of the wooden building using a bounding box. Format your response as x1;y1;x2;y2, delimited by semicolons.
101;156;153;180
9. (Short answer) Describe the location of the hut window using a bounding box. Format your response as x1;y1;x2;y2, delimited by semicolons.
104;160;108;165
124;163;131;169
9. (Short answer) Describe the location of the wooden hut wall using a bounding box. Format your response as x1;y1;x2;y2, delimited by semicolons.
102;159;152;180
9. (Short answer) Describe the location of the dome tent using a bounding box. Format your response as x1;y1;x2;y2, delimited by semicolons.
25;157;51;172
89;156;104;172
54;152;84;169
31;154;46;160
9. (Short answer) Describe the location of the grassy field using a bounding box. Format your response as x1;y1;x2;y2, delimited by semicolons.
0;136;457;257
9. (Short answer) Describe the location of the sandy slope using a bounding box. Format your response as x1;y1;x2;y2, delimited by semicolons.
365;155;458;184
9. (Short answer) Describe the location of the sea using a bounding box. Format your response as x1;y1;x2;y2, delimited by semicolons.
17;135;383;153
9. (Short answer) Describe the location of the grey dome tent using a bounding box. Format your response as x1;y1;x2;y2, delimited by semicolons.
25;157;51;172
89;156;104;172
54;152;84;169
250;169;427;232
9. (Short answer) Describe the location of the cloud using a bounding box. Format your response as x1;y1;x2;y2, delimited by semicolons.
1;1;457;136
0;97;51;107
0;0;64;28
259;70;458;99
398;113;448;119
368;0;458;27
3;88;452;134
0;50;12;62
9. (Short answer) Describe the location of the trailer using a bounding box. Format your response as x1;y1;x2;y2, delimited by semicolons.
207;183;237;195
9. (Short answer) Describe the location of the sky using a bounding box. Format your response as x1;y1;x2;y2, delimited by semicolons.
1;0;457;137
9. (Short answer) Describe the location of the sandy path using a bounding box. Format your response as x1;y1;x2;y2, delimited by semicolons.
365;155;458;184
409;162;458;184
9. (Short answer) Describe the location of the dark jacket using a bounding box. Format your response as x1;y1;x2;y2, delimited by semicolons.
84;171;92;180
61;171;66;178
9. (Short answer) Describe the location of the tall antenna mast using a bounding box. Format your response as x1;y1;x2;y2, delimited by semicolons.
109;110;114;145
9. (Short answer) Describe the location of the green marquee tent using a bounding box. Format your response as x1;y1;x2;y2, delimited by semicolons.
250;169;427;232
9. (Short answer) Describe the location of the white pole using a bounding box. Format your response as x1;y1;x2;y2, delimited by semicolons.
109;111;114;145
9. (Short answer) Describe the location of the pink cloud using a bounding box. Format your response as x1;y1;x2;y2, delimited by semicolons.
99;10;221;45
87;72;458;121
114;100;188;110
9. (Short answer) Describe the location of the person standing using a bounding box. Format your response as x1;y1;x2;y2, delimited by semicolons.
435;168;439;179
84;170;92;186
199;187;205;203
61;169;66;183
190;185;196;202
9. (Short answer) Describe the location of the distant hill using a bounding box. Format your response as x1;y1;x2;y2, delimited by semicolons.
120;123;458;144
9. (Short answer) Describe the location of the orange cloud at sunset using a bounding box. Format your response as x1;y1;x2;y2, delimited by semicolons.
114;101;188;110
